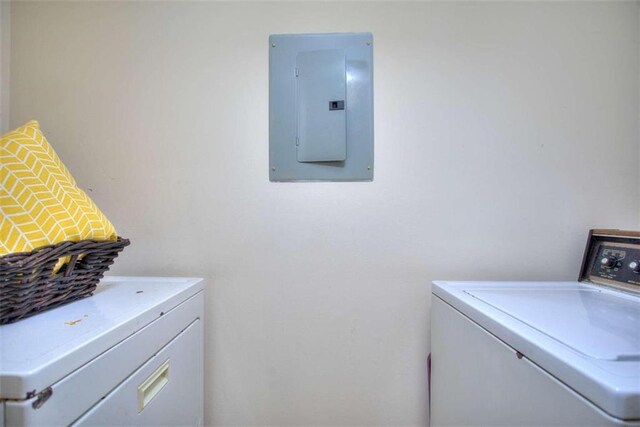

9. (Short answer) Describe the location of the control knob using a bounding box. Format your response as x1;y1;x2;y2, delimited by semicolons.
600;255;618;269
629;260;640;274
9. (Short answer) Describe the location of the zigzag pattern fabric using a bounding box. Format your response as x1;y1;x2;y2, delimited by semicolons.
1;120;117;256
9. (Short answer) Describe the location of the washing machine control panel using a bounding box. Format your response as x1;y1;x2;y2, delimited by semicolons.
580;230;640;293
592;245;640;282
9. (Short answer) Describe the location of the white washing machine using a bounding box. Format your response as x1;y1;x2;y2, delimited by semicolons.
0;276;204;426
431;230;640;426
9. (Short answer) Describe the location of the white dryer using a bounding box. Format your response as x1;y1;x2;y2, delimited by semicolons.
0;276;204;426
431;230;640;426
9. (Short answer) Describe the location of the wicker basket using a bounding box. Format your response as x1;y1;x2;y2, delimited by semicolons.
0;237;130;324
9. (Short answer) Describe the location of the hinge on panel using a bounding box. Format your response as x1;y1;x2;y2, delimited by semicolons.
32;387;53;409
296;137;299;146
295;67;299;77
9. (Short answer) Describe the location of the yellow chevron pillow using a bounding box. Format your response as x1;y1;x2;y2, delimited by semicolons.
1;120;117;256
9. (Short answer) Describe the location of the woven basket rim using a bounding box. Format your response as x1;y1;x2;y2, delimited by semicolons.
1;237;130;262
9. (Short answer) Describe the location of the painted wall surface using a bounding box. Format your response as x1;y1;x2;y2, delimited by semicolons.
0;1;9;133
9;2;640;425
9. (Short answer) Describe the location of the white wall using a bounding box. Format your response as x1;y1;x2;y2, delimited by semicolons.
0;0;9;133
9;2;640;425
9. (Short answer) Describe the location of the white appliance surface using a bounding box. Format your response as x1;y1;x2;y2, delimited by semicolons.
71;317;203;426
464;287;640;360
432;281;640;420
0;276;203;399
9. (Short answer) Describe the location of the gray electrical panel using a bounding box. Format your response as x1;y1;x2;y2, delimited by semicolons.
269;33;374;182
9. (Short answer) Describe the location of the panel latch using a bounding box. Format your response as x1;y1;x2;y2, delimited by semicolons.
329;100;345;111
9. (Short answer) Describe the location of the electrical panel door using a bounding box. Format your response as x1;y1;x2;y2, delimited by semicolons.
296;49;346;163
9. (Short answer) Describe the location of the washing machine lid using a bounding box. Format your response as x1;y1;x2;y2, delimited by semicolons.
464;287;640;361
432;281;640;421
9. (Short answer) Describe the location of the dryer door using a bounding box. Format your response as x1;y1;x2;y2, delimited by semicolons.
72;319;203;426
